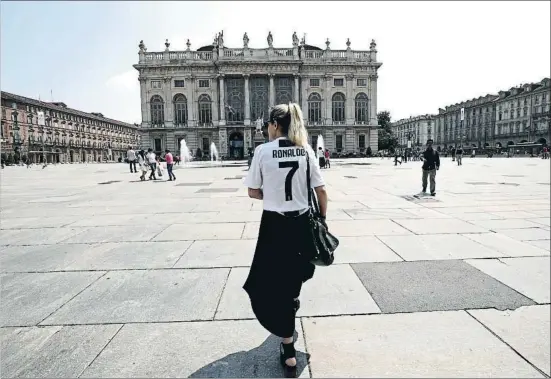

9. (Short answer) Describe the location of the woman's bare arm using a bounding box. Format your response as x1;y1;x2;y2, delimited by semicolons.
248;188;263;200
314;185;328;217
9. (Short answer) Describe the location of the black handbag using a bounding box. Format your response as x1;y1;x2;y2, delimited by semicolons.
304;152;339;266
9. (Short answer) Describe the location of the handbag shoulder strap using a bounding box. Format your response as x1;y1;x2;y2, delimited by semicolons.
306;148;312;208
305;148;321;214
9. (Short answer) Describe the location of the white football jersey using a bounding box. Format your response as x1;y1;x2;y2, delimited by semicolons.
244;137;325;213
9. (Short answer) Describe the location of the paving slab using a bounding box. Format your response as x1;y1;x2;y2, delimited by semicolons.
466;257;550;303
302;311;543;378
327;219;412;237
153;223;245;241
241;222;260;239
463;233;549;257
215;265;380;320
343;208;416;220
468;305;550;376
0;324;121;378
377;234;503;261
65;241;191;270
499;228;550;241
60;225;168;244
469;219;543;230
0;244;98;272
391;218;489;234
333;236;403;264
489;211;541;219
526;240;551;251
81;320;310;378
529;217;551;227
174;239;256;268
351;260;535;313
1;271;105;327
42;268;229;325
0;216;81;229
0;227;86;246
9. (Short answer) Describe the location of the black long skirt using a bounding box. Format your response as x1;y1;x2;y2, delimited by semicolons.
243;210;315;338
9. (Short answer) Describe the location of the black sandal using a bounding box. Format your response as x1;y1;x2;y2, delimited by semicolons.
280;342;297;378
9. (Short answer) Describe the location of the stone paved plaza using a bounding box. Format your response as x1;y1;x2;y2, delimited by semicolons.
1;157;550;378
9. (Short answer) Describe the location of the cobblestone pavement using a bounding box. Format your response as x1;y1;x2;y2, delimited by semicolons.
1;157;549;378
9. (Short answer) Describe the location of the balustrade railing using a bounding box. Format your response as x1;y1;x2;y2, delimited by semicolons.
141;47;375;63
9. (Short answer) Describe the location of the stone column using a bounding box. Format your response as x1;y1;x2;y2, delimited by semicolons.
294;74;300;103
269;74;275;107
324;74;332;124
370;74;378;125
139;77;148;126
219;75;226;126
164;77;173;127
244;74;251;126
345;74;354;125
189;76;196;127
244;128;252;153
301;76;308;119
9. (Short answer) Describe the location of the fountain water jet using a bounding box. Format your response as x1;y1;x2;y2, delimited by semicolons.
210;142;220;164
316;135;325;156
179;139;192;164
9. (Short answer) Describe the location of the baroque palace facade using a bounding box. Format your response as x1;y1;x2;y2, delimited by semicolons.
134;31;382;158
392;78;550;151
1;91;140;164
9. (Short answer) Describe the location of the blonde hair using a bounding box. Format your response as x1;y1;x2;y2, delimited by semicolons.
269;103;308;147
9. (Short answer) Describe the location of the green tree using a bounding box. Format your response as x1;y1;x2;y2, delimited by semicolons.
377;111;398;152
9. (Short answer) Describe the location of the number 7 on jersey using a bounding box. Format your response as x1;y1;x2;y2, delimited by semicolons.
278;161;299;201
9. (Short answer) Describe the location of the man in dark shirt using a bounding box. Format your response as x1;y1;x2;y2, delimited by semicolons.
456;146;463;166
419;139;440;196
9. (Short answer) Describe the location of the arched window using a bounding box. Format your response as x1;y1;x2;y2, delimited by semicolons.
150;95;165;125
198;94;212;124
308;93;322;123
355;93;369;123
332;93;345;123
173;94;188;126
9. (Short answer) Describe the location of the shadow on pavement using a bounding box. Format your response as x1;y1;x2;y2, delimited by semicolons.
188;333;309;378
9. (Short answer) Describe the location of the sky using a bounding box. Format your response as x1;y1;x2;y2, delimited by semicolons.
1;1;550;124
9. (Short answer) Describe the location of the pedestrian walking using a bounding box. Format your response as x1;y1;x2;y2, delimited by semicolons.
146;148;157;180
324;149;331;168
456;146;463;166
137;150;148;181
419;139;440;197
165;149;176;181
127;146;137;173
317;146;325;168
243;103;328;378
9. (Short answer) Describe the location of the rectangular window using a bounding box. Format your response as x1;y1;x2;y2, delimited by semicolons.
310;135;318;151
336;135;343;152
358;135;366;149
309;79;320;87
154;138;162;152
199;79;210;88
174;80;185;88
202;137;210;153
543;93;547;102
333;78;344;87
356;78;367;87
151;80;161;89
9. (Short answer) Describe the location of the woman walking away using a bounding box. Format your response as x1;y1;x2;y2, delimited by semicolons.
146;148;157;180
244;103;328;378
317;146;325;168
324;148;331;168
137;150;148;181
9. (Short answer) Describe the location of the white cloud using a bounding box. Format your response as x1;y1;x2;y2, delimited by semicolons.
105;69;138;91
